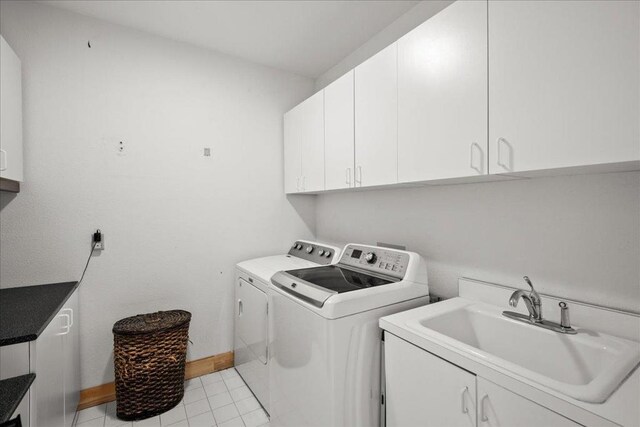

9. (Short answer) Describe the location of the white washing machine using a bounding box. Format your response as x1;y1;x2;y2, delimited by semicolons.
269;243;429;427
234;240;341;415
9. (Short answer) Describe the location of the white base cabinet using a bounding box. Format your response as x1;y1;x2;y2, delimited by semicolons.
32;289;79;427
0;289;79;427
384;333;580;427
385;334;476;427
477;377;578;427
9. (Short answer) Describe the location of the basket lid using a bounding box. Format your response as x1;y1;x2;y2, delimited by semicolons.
113;310;191;335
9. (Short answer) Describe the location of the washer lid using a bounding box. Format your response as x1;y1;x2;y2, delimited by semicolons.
271;270;337;308
283;265;398;294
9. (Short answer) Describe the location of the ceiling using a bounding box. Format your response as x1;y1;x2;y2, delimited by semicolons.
43;0;419;78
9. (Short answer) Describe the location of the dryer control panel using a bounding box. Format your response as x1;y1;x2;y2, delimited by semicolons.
288;241;337;265
339;244;410;279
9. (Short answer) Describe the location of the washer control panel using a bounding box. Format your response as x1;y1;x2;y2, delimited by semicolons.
339;244;410;279
288;241;336;265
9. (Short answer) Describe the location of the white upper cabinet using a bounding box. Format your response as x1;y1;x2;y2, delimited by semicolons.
284;91;324;193
488;0;640;175
324;70;355;190
398;0;488;182
283;107;302;194
0;35;23;182
355;43;398;187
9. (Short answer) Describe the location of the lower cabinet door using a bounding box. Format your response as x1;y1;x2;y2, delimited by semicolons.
32;311;66;427
385;334;477;427
62;290;80;427
477;377;580;427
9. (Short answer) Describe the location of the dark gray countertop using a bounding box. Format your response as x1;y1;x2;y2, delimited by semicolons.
0;282;78;346
0;373;35;422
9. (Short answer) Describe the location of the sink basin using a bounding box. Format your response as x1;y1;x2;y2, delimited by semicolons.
404;298;640;403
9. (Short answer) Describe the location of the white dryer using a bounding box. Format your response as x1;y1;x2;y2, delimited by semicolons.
234;240;341;415
269;243;429;427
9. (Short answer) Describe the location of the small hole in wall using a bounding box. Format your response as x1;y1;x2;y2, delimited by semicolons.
88;40;91;48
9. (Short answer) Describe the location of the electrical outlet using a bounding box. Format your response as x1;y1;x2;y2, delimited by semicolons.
93;229;104;250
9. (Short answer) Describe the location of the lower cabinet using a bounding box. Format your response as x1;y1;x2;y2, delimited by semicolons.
477;377;578;427
384;333;580;427
31;289;80;427
385;333;477;427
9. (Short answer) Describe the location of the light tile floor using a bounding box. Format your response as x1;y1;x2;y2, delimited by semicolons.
75;368;269;427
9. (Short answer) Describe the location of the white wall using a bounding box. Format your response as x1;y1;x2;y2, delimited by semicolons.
315;0;454;90
316;172;640;313
0;1;316;388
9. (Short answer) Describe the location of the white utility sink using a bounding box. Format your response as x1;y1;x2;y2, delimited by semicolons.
403;298;640;403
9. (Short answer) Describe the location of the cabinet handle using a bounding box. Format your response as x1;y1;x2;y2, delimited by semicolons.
346;168;351;186
470;142;483;174
238;300;243;316
480;394;489;422
62;308;74;327
0;149;6;171
497;137;512;171
56;313;71;336
355;166;362;186
460;386;468;414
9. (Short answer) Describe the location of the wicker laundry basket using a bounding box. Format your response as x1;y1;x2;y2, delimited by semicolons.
113;310;191;421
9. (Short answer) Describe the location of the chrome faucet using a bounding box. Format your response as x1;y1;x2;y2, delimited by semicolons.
508;276;543;322
502;276;577;334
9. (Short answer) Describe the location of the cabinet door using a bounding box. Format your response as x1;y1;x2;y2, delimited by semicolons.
489;0;640;174
299;91;325;192
355;44;398;187
284;92;324;193
32;310;67;427
284;106;302;194
324;70;355;190
62;290;80;427
0;35;23;182
477;377;580;427
398;0;487;182
385;334;476;427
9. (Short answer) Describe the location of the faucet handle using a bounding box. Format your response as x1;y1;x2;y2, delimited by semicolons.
523;276;534;291
523;276;541;304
